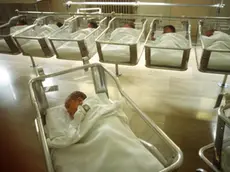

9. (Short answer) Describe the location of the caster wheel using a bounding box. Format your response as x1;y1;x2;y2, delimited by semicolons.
196;168;207;172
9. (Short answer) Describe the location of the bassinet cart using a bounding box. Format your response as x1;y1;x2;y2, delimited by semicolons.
195;19;230;74
198;94;230;172
48;8;108;65
29;63;183;172
13;14;77;67
96;15;147;76
144;18;192;71
195;18;230;108
0;15;36;54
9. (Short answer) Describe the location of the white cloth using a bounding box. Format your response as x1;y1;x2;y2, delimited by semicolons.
48;95;164;172
146;33;189;67
202;31;230;49
45;105;72;140
201;31;230;71
56;28;94;60
102;28;143;62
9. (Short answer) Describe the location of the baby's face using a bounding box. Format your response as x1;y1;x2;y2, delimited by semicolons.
88;23;92;28
65;98;84;119
205;30;214;37
163;27;173;34
124;24;132;28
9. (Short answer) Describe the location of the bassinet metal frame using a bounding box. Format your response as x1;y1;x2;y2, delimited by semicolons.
144;18;192;71
13;15;76;60
0;15;34;55
195;18;230;108
29;63;183;172
199;105;230;172
96;15;147;76
195;19;230;75
48;15;109;64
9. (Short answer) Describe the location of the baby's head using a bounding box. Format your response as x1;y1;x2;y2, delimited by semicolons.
65;91;87;119
88;21;98;28
163;25;176;34
124;21;135;29
204;29;215;37
56;22;63;28
17;18;27;26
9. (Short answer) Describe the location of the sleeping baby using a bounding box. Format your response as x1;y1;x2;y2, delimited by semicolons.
65;91;87;119
151;25;176;40
202;29;230;50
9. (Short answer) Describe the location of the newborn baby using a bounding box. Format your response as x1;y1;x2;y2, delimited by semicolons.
204;29;216;37
152;25;176;40
65;91;87;119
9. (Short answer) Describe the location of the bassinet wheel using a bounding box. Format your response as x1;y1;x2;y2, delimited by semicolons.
196;168;207;172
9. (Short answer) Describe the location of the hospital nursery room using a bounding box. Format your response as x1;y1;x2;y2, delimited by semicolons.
1;0;230;172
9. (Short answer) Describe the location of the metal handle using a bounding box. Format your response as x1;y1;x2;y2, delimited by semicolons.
77;8;102;14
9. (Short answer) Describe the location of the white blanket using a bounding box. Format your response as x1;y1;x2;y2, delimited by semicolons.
201;31;230;70
47;95;164;172
202;31;230;50
102;28;143;62
146;33;189;67
21;24;59;57
56;28;95;60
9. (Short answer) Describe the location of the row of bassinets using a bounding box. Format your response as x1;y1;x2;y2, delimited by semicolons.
0;14;230;73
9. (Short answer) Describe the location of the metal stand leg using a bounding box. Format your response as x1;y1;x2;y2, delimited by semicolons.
218;75;228;88
213;116;225;169
115;64;121;77
214;93;224;108
82;57;90;72
214;75;228;108
30;56;37;68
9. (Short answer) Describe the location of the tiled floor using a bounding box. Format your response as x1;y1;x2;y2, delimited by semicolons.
0;51;229;172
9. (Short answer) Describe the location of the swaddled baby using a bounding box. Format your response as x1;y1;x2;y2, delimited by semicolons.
202;29;230;50
65;91;88;124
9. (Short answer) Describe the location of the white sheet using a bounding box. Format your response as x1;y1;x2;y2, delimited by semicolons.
102;28;143;63
201;31;230;71
47;95;164;172
20;24;59;57
56;28;95;60
146;32;189;67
